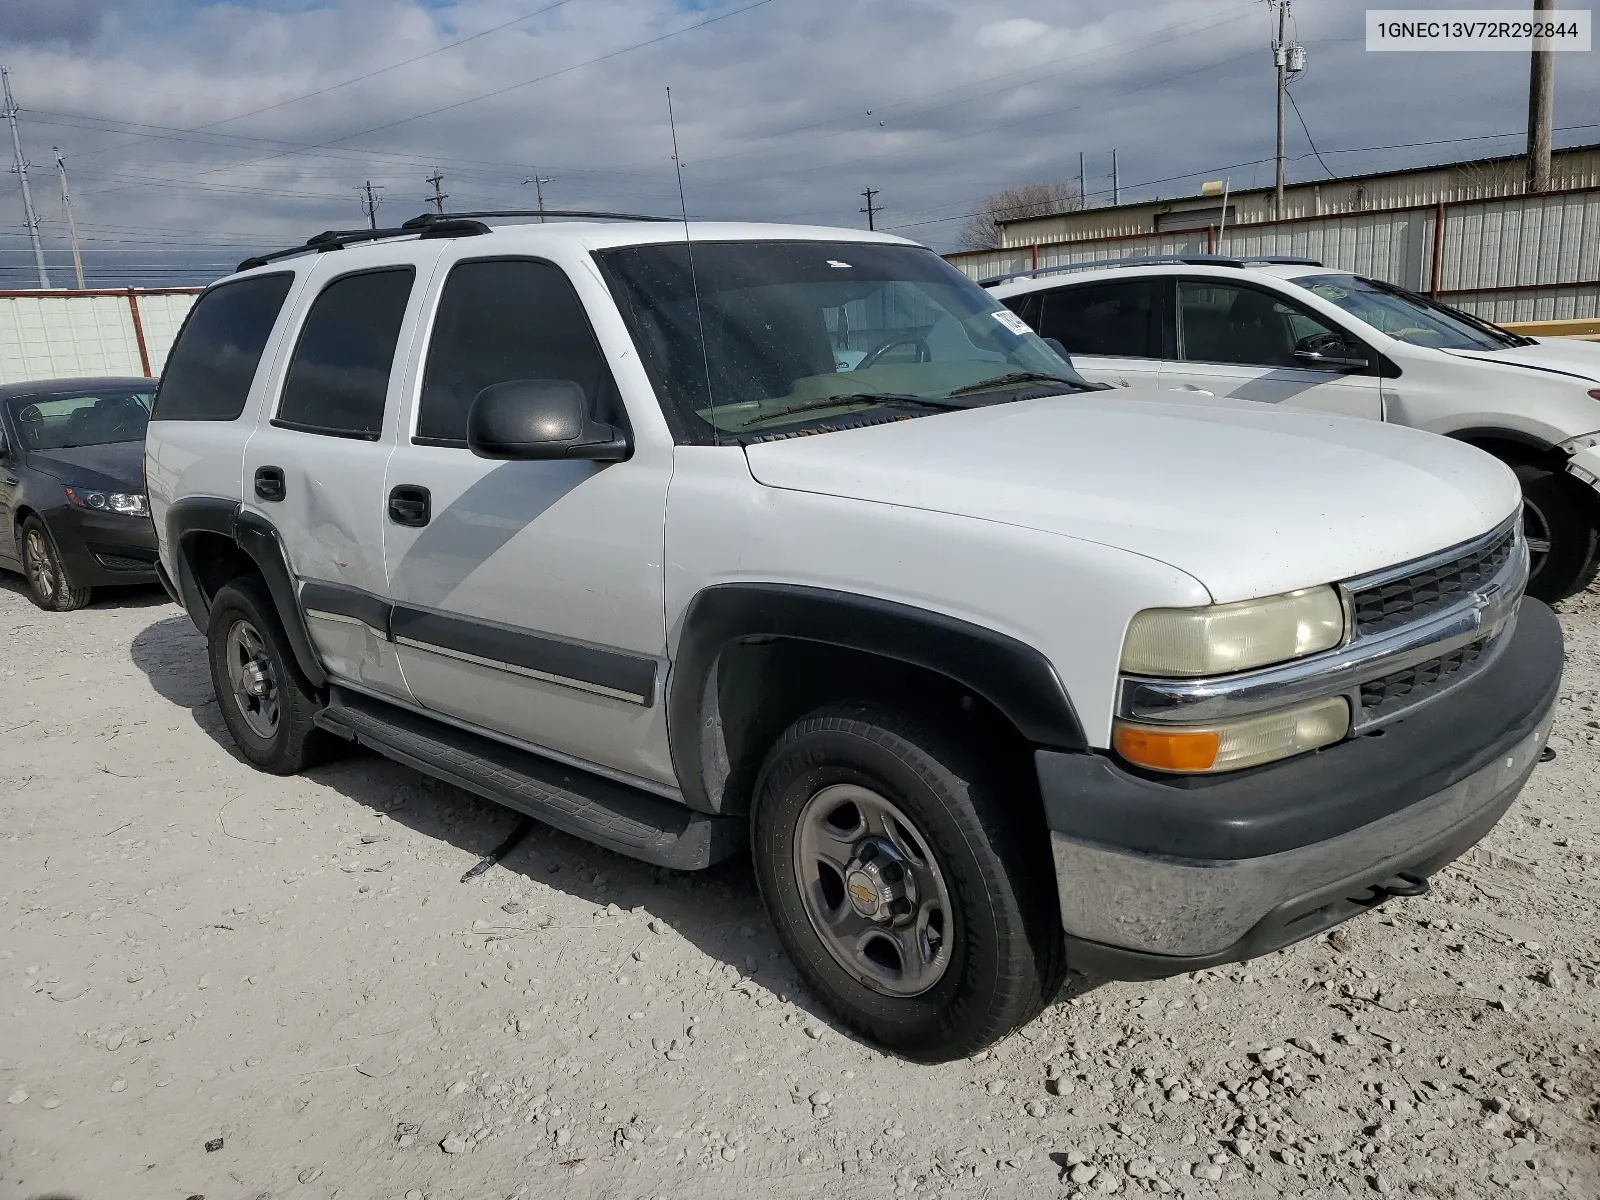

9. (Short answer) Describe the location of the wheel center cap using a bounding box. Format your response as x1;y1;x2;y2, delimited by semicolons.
843;841;916;922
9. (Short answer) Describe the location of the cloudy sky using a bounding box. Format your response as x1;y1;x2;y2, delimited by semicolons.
1;0;1596;283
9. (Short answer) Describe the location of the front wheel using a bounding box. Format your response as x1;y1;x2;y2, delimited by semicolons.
20;517;91;611
1517;463;1600;602
751;703;1064;1062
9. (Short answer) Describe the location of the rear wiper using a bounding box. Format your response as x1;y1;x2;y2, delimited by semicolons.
737;392;967;426
946;371;1092;396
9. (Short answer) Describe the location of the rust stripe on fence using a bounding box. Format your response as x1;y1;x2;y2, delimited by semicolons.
126;289;152;377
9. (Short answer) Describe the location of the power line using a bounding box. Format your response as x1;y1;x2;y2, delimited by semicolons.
1285;86;1335;178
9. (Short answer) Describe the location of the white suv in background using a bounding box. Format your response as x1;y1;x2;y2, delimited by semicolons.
989;257;1600;601
145;215;1560;1060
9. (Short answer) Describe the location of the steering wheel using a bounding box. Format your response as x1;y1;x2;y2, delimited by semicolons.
858;334;931;370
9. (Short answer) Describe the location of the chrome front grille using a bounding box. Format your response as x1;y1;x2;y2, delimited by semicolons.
1358;639;1486;723
1350;525;1516;638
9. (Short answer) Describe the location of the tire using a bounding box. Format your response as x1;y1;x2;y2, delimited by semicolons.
751;703;1065;1063
20;516;91;612
1516;463;1600;602
206;575;333;775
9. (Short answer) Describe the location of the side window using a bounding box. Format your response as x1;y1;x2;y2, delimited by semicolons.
1035;280;1160;358
416;258;618;446
151;273;294;421
1176;281;1344;368
275;268;414;440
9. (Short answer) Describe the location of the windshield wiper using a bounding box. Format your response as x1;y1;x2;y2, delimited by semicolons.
945;371;1092;396
736;392;967;426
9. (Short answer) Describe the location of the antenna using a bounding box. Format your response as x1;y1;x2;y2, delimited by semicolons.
667;86;718;446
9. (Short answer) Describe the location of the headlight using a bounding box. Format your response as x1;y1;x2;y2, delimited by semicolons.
1120;586;1345;677
1114;696;1350;774
64;487;149;518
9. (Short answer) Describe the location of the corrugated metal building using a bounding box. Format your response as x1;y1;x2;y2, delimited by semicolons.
948;145;1600;323
0;288;201;385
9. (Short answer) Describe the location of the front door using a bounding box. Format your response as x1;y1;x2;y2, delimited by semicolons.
381;253;674;787
1160;278;1382;418
241;249;442;701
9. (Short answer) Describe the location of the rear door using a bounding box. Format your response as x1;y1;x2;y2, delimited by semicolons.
1006;277;1165;389
1160;278;1382;418
241;246;445;699
380;252;674;786
0;407;18;563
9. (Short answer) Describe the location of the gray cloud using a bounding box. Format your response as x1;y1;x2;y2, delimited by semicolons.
0;0;114;45
0;0;1595;281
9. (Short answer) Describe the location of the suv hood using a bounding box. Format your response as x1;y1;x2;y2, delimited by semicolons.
1445;338;1600;384
743;390;1520;603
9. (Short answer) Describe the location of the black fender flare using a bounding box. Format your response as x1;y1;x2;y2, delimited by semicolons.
165;497;328;690
667;583;1086;813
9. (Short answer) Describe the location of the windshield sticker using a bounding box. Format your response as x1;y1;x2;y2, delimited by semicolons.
992;309;1032;336
826;260;853;269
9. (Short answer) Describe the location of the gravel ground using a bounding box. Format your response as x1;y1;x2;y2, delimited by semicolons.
2;576;1598;1200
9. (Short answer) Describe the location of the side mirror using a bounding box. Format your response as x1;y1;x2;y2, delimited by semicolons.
1293;333;1369;373
1042;336;1071;362
466;379;630;462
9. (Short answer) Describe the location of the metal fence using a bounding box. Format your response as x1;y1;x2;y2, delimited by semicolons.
0;288;203;385
947;186;1600;324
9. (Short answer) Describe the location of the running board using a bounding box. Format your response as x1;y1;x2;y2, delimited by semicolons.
314;687;744;870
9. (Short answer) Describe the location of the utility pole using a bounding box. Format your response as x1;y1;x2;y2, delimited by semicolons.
425;169;448;215
1526;0;1556;193
860;186;881;231
1111;150;1120;205
358;180;384;229
1272;0;1290;216
521;175;553;221
54;147;84;289
2;66;49;288
1078;151;1087;209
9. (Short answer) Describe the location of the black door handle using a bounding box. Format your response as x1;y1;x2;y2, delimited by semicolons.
254;466;286;503
388;485;431;527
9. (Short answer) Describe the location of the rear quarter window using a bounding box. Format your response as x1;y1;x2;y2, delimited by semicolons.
151;273;295;421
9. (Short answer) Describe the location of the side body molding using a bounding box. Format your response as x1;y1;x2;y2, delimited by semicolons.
668;583;1086;813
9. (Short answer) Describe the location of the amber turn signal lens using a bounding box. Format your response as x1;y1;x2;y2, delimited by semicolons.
1114;725;1222;772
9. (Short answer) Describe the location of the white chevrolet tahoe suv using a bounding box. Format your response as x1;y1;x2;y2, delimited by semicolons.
146;214;1562;1061
988;257;1600;602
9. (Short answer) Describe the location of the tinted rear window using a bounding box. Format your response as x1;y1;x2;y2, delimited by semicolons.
151;273;294;421
1035;279;1162;359
274;267;414;440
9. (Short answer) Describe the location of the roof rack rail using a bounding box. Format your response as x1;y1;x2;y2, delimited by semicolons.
978;253;1324;287
234;208;676;272
403;209;675;226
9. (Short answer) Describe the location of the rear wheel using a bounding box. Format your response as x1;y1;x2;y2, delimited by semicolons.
206;575;333;774
20;516;91;611
751;703;1064;1062
1516;463;1600;602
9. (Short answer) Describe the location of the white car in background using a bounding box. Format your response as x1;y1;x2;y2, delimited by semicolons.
989;257;1600;602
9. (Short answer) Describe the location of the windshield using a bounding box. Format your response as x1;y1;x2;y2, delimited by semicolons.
8;388;154;451
1298;273;1515;351
595;240;1087;443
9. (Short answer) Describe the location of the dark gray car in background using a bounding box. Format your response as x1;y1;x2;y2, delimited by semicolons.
0;376;159;611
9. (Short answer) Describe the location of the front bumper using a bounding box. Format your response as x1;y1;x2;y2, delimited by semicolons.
1038;598;1562;980
47;505;160;588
